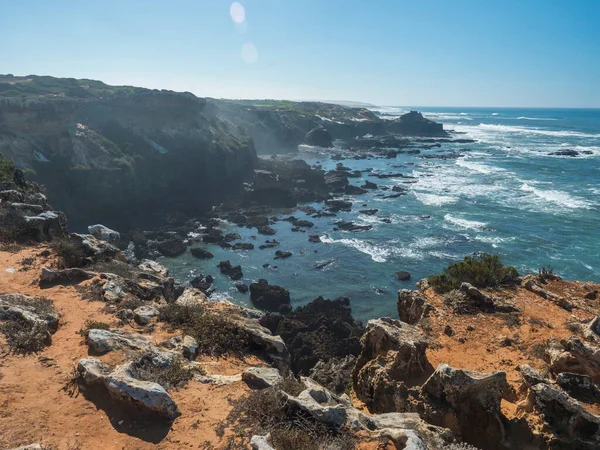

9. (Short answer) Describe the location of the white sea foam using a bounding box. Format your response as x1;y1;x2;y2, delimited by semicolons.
491;113;499;116
455;159;505;174
520;183;592;209
444;214;487;230
516;116;558;121
476;123;598;138
413;192;458;206
320;236;389;262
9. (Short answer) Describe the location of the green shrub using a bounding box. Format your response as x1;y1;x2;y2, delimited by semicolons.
221;387;356;450
129;353;202;390
0;156;16;181
50;237;87;268
0;320;50;354
78;319;110;337
159;304;253;357
428;253;519;294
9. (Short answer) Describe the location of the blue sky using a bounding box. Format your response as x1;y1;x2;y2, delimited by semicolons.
1;0;599;107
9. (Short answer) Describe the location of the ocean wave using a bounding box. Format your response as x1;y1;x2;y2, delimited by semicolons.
476;123;598;138
320;236;390;262
455;158;505;174
520;183;592;209
413;192;459;206
516;116;558;121
444;214;487;230
491;113;499;116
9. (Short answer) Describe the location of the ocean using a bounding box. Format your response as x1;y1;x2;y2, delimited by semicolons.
163;107;600;322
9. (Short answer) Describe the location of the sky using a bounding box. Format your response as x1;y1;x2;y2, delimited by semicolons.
1;0;599;108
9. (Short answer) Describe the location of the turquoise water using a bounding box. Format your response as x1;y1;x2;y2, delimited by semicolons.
164;107;600;322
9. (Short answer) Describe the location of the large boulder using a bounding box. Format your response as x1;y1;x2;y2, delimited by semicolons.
133;305;160;325
305;127;333;148
88;224;120;246
549;337;600;383
242;367;283;389
218;260;243;280
530;383;600;449
386;111;446;137
71;233;124;263
86;329;152;355
352;318;431;412
249;279;291;313
39;267;94;287
421;364;508;449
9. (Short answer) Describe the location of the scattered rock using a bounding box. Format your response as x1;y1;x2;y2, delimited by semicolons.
88;224;120;246
397;290;434;325
274;250;292;259
190;247;214;259
39;267;94;287
156;238;187;257
86;329;152;355
175;287;208;308
242;367;283;389
218;261;243;280
133;305;160;325
249;279;291;313
232;242;255;251
556;372;600;404
395;271;411;281
308;235;321;243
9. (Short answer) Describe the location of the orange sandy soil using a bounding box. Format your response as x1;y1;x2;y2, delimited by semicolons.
0;247;262;450
421;278;600;418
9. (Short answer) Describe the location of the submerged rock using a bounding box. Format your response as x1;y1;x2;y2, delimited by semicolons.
190;247;214;259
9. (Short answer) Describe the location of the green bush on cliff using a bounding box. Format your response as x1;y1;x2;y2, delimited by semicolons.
0;156;16;181
428;253;519;294
158;304;252;357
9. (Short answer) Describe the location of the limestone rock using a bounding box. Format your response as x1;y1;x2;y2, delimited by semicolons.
133;304;160;325
87;329;152;355
353;318;430;412
175;287;207;308
250;434;275;450
397;290;434;325
164;335;199;360
105;362;180;419
138;259;169;277
88;224;120;246
39;267;94;287
556;372;600;404
421;363;508;449
549;337;600;383
584;316;600;343
77;357;111;385
71;233;124;263
531;383;600;449
242;367;283;389
459;282;494;311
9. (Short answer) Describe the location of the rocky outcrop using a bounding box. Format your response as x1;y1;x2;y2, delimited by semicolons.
260;296;363;375
305;127;333;148
39;267;94;287
77;356;180;419
249;279;291;312
548;337;600;382
352;318;431;413
88;224;120;246
0;76;256;230
242;367;283;389
397;289;435;325
86;329;152;355
386;111;447;137
421;364;509;449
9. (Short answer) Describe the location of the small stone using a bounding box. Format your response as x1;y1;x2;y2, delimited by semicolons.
444;325;455;336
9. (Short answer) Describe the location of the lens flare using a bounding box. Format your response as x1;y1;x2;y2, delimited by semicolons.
230;2;245;24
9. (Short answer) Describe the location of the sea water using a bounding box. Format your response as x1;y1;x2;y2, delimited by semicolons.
164;107;600;322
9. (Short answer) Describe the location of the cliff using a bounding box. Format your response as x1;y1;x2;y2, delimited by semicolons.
0;75;256;230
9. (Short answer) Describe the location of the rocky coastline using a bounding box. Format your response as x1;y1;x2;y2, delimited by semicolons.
2;75;600;449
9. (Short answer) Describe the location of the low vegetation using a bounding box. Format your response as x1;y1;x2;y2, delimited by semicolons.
220;387;356;450
0;320;50;354
428;253;519;294
538;266;559;283
78;319;110;338
50;237;87;268
159;304;252;357
129;353;202;390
